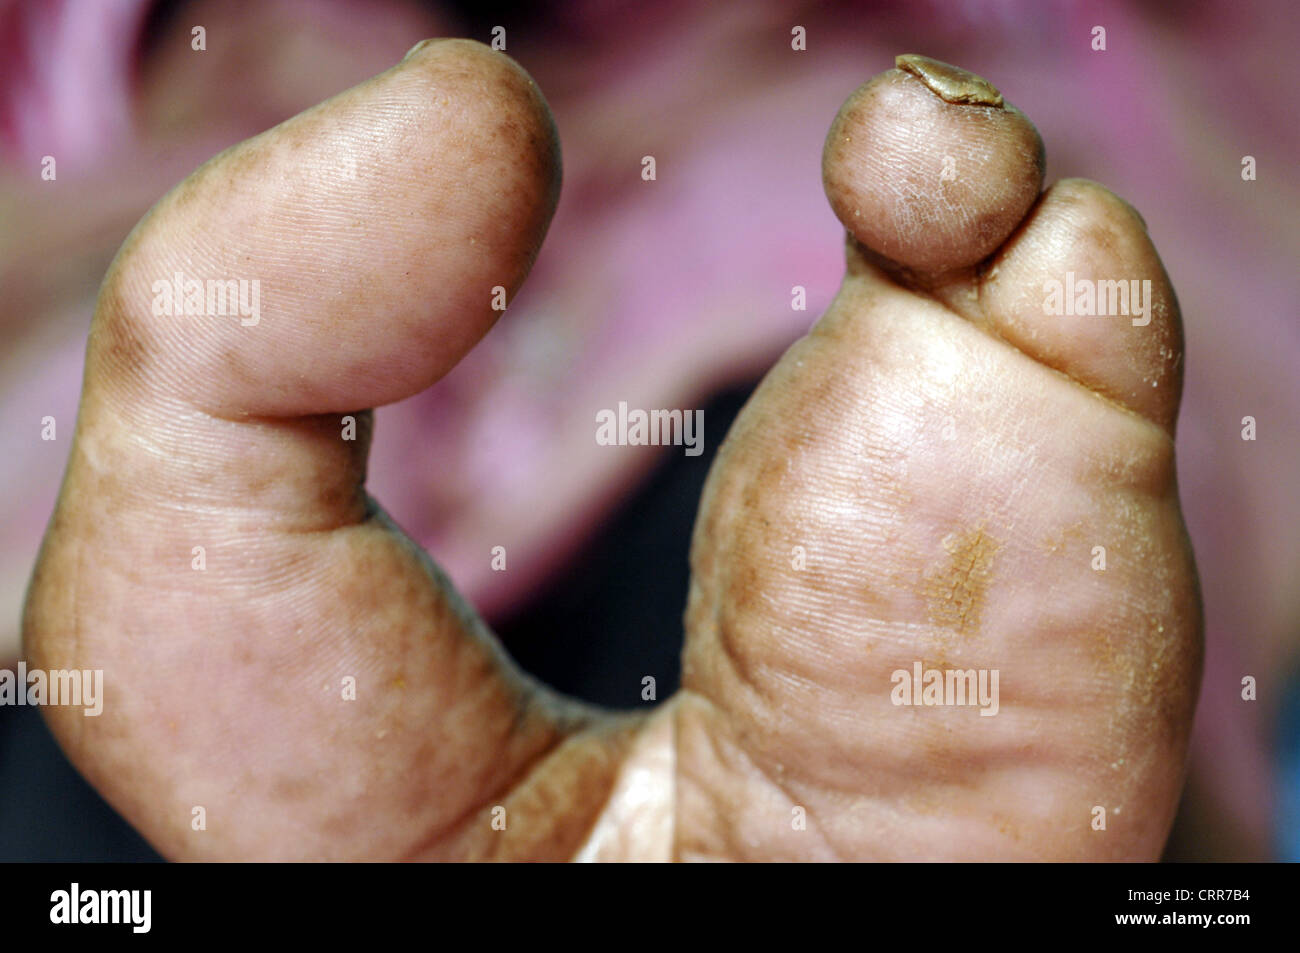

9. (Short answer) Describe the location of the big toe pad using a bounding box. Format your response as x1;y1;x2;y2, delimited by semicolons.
823;55;1045;272
99;38;561;418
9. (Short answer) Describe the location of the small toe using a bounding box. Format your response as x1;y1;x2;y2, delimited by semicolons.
977;178;1184;432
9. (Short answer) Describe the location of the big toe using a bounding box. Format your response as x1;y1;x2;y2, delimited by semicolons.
822;54;1045;274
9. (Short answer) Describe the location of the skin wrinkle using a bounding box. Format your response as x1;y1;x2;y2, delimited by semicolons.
844;236;1176;449
418;718;617;861
677;689;843;861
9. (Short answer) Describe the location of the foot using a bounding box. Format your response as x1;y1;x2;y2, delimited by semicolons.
677;54;1201;860
23;45;1200;861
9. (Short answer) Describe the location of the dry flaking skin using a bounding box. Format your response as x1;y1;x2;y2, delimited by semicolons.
922;525;1001;638
894;54;1004;107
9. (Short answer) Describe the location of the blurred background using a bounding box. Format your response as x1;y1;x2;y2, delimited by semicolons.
1;0;1296;861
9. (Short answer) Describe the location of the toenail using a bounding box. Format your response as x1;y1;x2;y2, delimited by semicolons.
894;54;1004;107
401;38;439;63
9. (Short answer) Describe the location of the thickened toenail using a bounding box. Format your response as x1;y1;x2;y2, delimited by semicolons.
401;38;439;63
894;54;1004;107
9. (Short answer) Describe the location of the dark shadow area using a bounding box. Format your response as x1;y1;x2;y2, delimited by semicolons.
494;377;757;709
0;705;163;861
